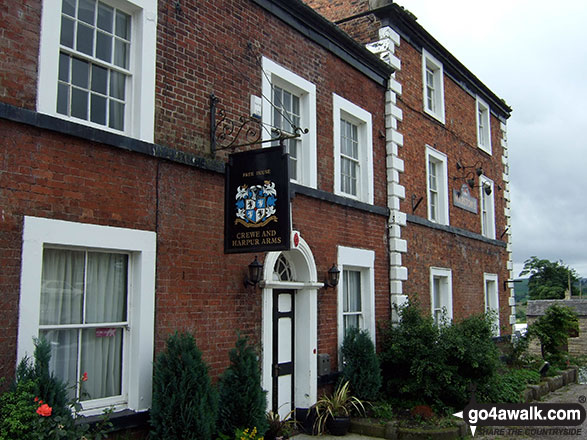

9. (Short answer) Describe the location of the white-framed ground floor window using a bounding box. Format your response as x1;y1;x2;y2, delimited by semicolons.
337;246;375;349
430;267;452;325
484;273;500;336
18;216;156;415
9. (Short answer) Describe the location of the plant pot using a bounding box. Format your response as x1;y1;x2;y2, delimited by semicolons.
327;416;350;436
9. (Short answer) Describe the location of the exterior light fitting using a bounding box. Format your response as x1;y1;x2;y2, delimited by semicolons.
324;264;340;289
244;256;263;287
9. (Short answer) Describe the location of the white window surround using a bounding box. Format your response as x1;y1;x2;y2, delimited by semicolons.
37;0;157;143
337;246;376;352
476;96;492;154
430;267;453;324
422;49;445;124
425;145;449;225
18;216;156;415
484;273;500;336
333;94;374;204
479;175;496;239
261;56;317;189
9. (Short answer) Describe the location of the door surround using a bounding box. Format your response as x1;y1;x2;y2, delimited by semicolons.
260;233;321;415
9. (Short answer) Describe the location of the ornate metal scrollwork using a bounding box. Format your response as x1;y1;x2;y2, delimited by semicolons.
210;94;308;155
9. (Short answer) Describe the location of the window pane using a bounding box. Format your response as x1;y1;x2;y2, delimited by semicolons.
96;32;113;63
58;53;70;82
109;70;125;99
57;83;70;115
109;100;124;130
60;16;75;48
97;2;114;32
76;22;94;55
115;10;131;40
85;253;128;323
90;94;107;125
80;327;123;400
62;0;76;17
114;39;129;69
72;57;89;88
91;64;108;94
71;88;88;119
344;315;359;335
40;249;85;325
78;0;96;25
41;329;79;400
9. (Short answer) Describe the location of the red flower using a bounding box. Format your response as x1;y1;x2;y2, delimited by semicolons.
36;403;52;417
82;372;88;382
34;396;40;402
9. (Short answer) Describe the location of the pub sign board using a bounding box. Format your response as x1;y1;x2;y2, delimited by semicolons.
224;146;291;254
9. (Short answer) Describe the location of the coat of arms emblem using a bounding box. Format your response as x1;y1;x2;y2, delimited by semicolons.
235;181;278;227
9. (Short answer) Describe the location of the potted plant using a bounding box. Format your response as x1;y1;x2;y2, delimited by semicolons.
265;409;298;439
313;381;365;436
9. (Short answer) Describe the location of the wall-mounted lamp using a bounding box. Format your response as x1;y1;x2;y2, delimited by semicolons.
323;264;340;289
244;256;263;288
456;160;483;177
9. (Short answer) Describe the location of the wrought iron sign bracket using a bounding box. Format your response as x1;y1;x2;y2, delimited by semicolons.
210;93;307;155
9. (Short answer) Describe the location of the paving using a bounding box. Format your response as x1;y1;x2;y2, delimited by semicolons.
293;434;379;440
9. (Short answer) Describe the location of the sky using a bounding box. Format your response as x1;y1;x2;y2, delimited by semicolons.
395;0;587;278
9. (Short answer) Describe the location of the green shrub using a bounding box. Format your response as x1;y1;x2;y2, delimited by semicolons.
528;304;579;364
150;332;218;440
379;302;503;410
340;326;381;402
217;335;267;437
478;368;540;403
0;338;112;440
379;302;450;408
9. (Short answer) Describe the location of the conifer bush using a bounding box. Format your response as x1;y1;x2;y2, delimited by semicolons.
150;331;218;440
217;335;267;437
340;326;381;402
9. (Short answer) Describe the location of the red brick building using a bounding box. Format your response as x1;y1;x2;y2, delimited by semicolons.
1;0;393;425
305;0;514;333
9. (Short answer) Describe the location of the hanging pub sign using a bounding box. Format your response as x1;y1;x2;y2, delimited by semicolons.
224;146;291;254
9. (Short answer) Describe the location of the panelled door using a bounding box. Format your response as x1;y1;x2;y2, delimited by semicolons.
272;289;295;418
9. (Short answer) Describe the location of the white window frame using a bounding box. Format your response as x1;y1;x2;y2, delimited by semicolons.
18;216;156;415
425;145;449;225
430;267;453;325
337;246;376;352
479;175;496;239
333;94;373;204
476;97;492;154
422;49;445;124
37;0;157;142
484;273;500;336
261;57;317;189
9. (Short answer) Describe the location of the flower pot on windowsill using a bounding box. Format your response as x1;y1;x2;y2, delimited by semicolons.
327;416;351;436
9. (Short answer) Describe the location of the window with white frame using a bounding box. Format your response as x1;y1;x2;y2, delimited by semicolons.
18;216;156;415
262;57;317;189
476;97;492;154
333;94;373;204
430;267;452;325
37;0;157;142
337;247;375;346
484;273;500;336
426;145;449;225
479;175;496;239
422;49;445;123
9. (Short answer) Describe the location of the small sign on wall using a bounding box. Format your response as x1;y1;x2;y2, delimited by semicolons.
225;146;291;254
453;184;478;214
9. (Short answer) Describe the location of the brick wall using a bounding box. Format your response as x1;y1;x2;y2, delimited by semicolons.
0;0;391;384
0;0;41;109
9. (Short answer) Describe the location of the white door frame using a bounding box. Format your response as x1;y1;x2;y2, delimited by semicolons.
260;234;321;415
